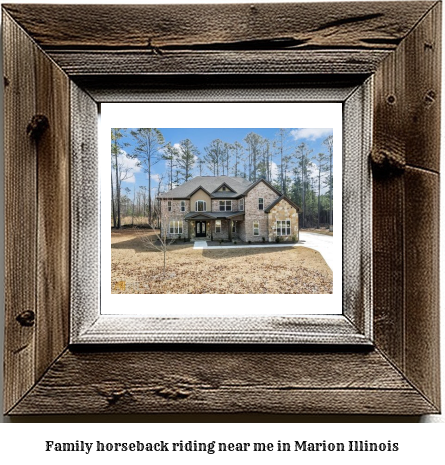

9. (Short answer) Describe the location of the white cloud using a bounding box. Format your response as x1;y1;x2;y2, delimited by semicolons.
290;128;333;141
151;173;161;184
270;161;279;181
112;149;141;183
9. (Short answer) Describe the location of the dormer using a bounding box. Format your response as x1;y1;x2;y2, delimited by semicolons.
212;182;236;194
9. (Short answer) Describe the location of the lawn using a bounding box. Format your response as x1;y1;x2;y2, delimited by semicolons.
111;229;333;294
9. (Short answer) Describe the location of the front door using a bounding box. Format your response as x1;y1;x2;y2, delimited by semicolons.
195;221;206;238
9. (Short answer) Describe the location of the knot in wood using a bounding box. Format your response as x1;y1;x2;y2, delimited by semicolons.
16;310;35;327
370;149;405;177
27;115;49;140
425;90;436;105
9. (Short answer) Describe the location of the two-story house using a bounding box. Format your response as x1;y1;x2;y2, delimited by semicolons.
158;176;300;242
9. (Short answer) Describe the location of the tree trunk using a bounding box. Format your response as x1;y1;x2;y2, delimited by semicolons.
111;171;116;228
114;148;121;229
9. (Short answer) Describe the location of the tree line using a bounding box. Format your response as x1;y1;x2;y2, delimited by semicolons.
111;128;334;230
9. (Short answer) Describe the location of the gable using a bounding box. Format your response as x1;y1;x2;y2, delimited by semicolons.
264;195;301;213
212;182;236;193
189;188;211;209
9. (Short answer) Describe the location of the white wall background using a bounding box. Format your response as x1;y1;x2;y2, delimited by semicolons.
0;0;443;434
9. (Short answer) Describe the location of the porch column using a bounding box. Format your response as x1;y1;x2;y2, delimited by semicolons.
228;219;232;241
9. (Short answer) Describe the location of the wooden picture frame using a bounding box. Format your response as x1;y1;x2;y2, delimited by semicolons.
3;2;440;415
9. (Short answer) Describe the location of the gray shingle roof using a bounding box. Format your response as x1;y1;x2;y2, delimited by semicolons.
158;176;252;198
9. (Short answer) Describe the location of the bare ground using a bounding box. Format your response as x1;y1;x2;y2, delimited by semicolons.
111;229;333;294
301;228;333;236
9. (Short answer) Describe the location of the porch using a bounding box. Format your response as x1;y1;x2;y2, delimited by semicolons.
185;211;244;242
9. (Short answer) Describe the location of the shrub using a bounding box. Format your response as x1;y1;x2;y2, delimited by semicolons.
219;240;223;245
275;236;281;243
292;235;297;242
248;240;252;244
262;237;266;242
234;241;237;245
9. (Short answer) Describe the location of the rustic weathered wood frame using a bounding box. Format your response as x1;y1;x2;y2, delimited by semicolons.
3;2;441;415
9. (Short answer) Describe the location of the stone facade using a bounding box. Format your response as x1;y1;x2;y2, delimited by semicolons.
241;181;278;242
160;199;189;239
159;177;299;242
211;198;239;212
267;199;299;242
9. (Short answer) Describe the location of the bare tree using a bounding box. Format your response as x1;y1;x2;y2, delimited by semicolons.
313;152;328;229
163;142;179;191
231;141;243;177
197;157;206;176
111;128;128;229
129;128;165;225
177;138;198;182
323;134;334;231
295;142;313;228
204;139;223;176
138;196;176;276
274;128;290;193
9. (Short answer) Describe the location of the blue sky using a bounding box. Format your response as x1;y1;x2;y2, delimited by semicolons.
114;128;333;196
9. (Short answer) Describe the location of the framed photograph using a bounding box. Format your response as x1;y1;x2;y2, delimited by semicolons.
3;2;440;415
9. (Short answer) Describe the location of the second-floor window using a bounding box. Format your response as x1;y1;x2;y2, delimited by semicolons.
258;198;264;210
195;200;207;212
239;198;244;211
180;200;186;212
167;200;172;212
219;200;232;211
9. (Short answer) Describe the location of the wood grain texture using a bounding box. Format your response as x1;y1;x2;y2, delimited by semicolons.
47;50;391;76
2;2;435;50
70;83;99;340
3;12;37;414
8;349;437;415
404;167;441;408
404;2;441;172
372;3;441;410
3;2;441;416
35;37;71;381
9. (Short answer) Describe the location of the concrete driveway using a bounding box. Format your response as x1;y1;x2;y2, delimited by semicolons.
298;231;334;271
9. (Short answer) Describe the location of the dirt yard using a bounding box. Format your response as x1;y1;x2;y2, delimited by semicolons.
111;229;333;294
301;228;333;236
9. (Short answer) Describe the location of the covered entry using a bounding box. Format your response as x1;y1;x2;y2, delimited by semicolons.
195;221;206;238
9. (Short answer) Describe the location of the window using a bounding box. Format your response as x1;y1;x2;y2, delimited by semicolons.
169;220;183;234
276;220;291;236
167;200;172;212
215;220;221;233
258;198;264;210
219;200;232;211
253;221;259;236
195;200;206;212
232;221;236;233
180;200;185;212
239;198;244;211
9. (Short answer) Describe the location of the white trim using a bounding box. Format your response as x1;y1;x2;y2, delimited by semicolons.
253;221;259;236
169;220;183;234
276;219;291;236
195;200;207;212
